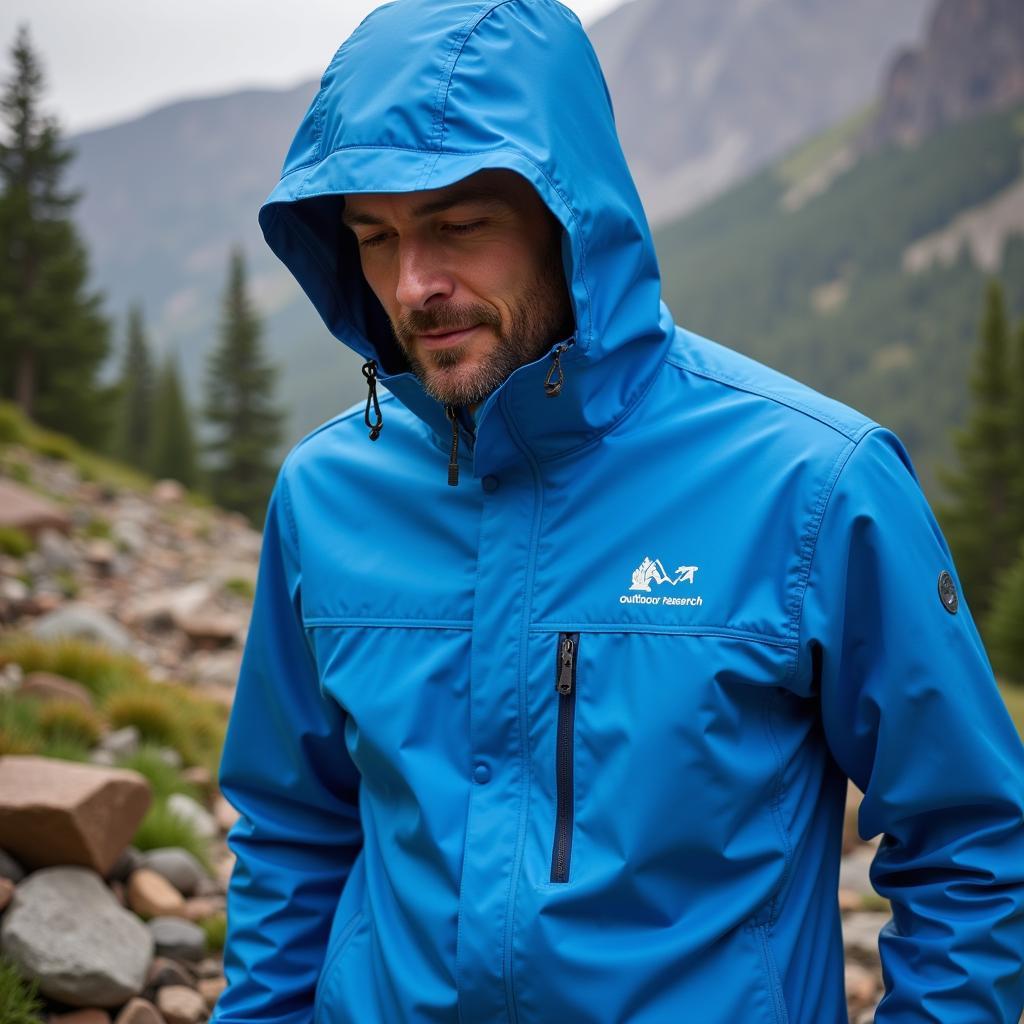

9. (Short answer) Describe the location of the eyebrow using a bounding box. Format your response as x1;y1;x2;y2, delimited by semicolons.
341;186;512;228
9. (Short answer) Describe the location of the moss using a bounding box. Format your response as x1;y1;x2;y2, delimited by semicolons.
0;527;33;558
199;912;227;952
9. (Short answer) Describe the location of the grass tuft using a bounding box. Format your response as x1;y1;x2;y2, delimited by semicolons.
133;799;214;873
118;745;202;801
36;699;104;749
0;955;44;1024
199;912;228;952
0;527;33;558
106;689;180;748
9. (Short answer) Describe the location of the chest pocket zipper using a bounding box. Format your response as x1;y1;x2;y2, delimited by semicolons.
550;631;580;883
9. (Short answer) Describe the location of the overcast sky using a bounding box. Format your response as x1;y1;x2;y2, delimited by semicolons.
0;0;627;135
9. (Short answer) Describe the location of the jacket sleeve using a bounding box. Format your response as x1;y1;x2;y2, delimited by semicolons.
800;427;1024;1023
212;468;363;1024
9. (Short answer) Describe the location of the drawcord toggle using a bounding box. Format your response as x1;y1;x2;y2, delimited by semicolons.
444;405;461;487
362;359;383;441
544;342;570;397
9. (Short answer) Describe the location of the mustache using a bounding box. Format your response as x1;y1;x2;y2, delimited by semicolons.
393;303;501;346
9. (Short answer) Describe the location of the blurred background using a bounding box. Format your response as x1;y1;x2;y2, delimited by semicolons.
0;2;1023;1020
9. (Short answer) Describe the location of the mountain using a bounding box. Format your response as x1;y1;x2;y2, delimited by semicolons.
63;0;934;448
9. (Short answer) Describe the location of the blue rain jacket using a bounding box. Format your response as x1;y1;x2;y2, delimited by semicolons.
214;2;1024;1021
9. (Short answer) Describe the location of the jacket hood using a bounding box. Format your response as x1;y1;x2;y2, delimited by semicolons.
259;0;674;476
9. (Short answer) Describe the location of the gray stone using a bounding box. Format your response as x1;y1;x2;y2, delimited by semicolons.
842;911;891;968
30;603;134;652
113;997;165;1024
140;849;208;898
107;846;144;884
101;725;141;758
38;528;80;575
0;866;153;1007
147;917;207;962
166;795;217;840
0;848;25;882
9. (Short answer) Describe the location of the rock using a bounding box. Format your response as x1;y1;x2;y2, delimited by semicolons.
843;781;864;855
156;748;183;770
842;911;890;968
148;918;207;962
89;750;118;767
192;958;223;980
180;767;212;792
166;795;217;840
156;985;207;1024
178;611;244;650
184;650;242;689
0;876;14;912
839;845;877;897
18;671;95;710
38;528;81;574
128;869;186;918
0;479;71;536
146;957;196;990
123;583;213;632
50;1011;112;1024
114;998;166;1024
140;849;207;898
85;539;119;576
29;603;134;652
213;796;238;834
152;481;187;505
845;961;880;1012
0;756;151;874
197;976;226;1009
0;847;26;882
181;897;225;923
0;866;153;1007
106;846;143;883
100;725;141;759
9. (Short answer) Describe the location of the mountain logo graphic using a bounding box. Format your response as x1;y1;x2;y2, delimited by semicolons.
629;557;699;592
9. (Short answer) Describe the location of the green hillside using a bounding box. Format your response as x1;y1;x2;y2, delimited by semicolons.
655;100;1024;496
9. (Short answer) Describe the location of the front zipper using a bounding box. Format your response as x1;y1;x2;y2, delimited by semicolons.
550;631;580;883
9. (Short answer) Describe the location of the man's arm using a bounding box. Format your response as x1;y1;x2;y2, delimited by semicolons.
212;468;363;1024
801;427;1024;1022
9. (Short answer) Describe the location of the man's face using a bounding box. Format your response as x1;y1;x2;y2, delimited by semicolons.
342;169;574;409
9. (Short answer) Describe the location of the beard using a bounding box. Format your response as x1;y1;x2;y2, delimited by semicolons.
389;240;573;408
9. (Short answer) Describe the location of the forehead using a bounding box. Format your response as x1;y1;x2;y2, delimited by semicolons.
342;168;543;225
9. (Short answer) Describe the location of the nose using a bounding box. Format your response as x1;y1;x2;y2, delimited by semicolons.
395;239;455;310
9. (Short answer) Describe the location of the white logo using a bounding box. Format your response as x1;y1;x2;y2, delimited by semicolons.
620;556;703;608
629;557;699;592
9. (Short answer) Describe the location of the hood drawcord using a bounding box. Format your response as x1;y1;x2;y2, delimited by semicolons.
362;359;383;441
544;342;570;397
444;406;461;487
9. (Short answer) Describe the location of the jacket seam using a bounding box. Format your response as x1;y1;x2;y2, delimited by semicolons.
784;427;884;684
527;623;795;647
305;618;473;630
753;919;789;1024
664;353;874;443
761;688;794;929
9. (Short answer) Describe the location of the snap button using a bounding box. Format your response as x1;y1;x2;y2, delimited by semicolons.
473;763;491;784
482;475;499;493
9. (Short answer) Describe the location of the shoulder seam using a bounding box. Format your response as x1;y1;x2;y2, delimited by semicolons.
664;353;875;442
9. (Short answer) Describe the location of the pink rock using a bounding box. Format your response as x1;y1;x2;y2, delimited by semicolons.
155;985;207;1024
0;479;71;536
49;1011;112;1024
127;869;185;919
0;757;151;875
113;998;166;1024
18;671;95;710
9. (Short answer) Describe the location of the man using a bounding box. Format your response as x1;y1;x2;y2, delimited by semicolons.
213;1;1024;1021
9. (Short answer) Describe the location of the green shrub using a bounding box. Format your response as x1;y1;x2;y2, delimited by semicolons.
0;527;33;558
36;700;104;749
0;956;44;1024
37;736;93;763
0;635;148;702
0;696;42;756
200;912;227;952
133;799;213;873
224;577;256;601
0;404;25;445
118;745;201;801
33;435;73;462
107;690;180;748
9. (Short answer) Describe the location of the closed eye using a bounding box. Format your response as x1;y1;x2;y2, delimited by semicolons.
442;220;486;236
358;232;393;249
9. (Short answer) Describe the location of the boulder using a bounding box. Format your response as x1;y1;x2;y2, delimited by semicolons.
146;957;196;991
0;866;153;1007
127;869;185;919
0;876;14;912
0;847;26;882
0;479;71;536
29;603;134;653
17;671;95;710
140;849;207;898
114;998;166;1024
0;756;151;874
147;918;206;962
156;985;207;1024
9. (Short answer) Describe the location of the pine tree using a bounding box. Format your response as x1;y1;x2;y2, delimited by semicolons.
148;354;199;489
115;305;154;470
204;246;284;527
0;25;111;445
1010;316;1024;545
940;279;1018;615
987;539;1024;684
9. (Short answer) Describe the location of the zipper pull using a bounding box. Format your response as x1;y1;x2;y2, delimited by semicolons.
444;405;460;487
544;343;569;397
555;636;574;694
362;359;383;441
